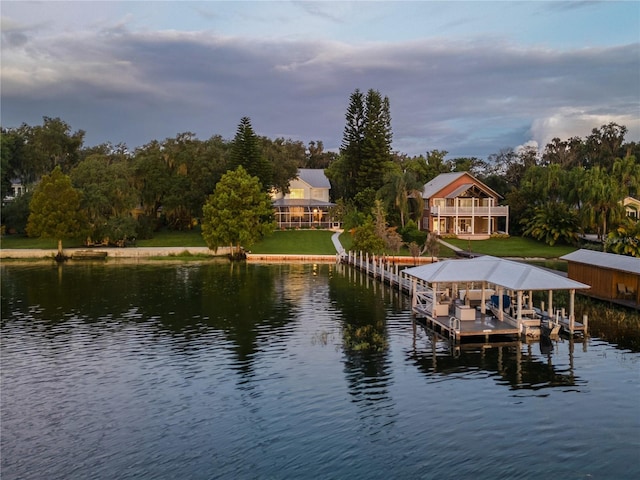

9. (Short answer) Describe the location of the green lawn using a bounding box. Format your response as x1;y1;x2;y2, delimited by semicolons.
1;229;576;259
136;229;207;247
443;236;577;258
250;230;337;255
1;235;73;249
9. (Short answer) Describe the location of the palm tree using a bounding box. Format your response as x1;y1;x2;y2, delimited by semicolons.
581;167;624;239
379;169;424;228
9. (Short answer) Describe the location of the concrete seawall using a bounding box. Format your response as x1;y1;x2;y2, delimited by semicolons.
0;247;230;259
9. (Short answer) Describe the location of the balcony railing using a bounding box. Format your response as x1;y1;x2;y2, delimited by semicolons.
430;205;509;216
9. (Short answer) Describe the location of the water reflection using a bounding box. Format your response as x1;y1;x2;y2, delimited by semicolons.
0;262;298;378
407;322;585;391
329;268;396;433
2;262;638;480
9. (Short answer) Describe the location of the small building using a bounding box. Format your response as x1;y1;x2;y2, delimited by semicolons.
420;172;509;238
271;169;336;229
560;249;639;308
623;196;640;220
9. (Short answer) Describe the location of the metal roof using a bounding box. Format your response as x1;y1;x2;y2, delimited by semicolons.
422;172;466;198
560;249;640;275
297;169;331;189
421;172;503;200
404;255;590;291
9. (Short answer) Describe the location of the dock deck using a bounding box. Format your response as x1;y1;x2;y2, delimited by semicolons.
413;304;520;342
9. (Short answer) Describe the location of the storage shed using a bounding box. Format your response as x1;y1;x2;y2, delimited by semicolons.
560;250;639;308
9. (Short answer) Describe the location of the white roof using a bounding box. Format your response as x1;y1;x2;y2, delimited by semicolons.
561;249;640;275
404;255;590;291
298;169;331;189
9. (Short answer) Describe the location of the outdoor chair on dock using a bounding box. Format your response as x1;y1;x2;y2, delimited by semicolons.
617;283;633;300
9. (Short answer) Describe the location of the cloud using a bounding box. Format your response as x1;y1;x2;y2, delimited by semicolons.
1;25;638;158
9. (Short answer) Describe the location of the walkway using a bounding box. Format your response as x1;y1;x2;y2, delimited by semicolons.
331;230;345;256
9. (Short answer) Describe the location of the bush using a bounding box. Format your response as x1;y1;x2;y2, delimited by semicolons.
399;220;427;245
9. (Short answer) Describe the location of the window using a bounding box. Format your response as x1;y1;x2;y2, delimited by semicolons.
289;189;305;199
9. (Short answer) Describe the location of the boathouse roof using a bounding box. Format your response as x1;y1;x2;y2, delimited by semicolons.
560;249;640;275
404;255;590;291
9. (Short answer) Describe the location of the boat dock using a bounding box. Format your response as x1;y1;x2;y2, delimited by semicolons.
340;251;590;343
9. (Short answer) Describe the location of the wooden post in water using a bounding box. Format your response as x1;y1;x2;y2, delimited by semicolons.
411;277;417;310
569;289;575;334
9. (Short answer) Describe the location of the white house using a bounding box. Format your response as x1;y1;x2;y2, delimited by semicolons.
271;169;336;228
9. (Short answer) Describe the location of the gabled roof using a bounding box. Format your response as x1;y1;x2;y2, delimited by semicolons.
297;169;331;189
560;249;640;275
404;255;590;291
422;172;501;200
422;172;466;198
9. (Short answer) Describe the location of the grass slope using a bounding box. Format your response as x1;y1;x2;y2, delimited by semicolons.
444;236;576;258
250;230;336;255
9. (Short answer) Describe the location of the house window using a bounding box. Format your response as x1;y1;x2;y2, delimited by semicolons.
289;189;305;199
290;206;305;219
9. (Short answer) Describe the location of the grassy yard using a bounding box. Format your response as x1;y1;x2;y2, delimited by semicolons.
443;236;577;258
1;229;577;259
250;230;337;255
136;229;207;247
1;235;71;249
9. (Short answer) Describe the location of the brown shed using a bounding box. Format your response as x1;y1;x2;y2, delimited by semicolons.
560;250;639;308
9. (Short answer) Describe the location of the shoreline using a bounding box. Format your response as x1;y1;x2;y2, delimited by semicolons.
0;247;434;264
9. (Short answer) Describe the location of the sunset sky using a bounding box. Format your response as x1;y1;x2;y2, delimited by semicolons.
2;1;638;158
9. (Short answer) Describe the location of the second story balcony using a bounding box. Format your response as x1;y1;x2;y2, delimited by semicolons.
430;205;509;216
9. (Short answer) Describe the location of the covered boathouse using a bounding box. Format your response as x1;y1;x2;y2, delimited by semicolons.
560;249;639;309
403;255;590;343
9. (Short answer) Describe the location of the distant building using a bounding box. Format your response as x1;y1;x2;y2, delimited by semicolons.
271;169;336;229
623;196;640;220
3;178;28;202
420;172;509;238
561;249;639;308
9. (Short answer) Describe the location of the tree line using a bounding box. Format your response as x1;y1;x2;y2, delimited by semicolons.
1;116;335;245
2;90;639;257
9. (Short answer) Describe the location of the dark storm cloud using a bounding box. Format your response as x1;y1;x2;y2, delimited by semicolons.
2;28;638;157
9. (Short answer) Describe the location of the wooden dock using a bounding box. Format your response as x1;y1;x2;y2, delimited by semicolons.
341;251;589;344
340;251;520;343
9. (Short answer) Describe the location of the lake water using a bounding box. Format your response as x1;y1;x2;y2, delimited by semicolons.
1;261;639;479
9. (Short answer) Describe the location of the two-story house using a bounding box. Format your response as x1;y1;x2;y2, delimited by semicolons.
421;172;509;238
271;169;336;228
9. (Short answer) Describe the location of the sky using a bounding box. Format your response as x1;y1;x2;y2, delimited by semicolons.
1;0;639;159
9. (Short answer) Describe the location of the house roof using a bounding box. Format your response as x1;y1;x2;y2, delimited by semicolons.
422;172;466;198
422;172;502;200
445;183;475;199
404;255;590;291
297;169;331;189
560;249;640;275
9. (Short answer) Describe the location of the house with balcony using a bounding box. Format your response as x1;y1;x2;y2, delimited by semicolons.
271;169;336;229
420;172;509;238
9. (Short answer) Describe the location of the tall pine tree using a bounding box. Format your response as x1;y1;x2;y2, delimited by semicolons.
328;89;393;202
359;89;393;193
229;117;273;191
339;89;366;200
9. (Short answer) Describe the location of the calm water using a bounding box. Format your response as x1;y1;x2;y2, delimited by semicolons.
1;261;639;480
